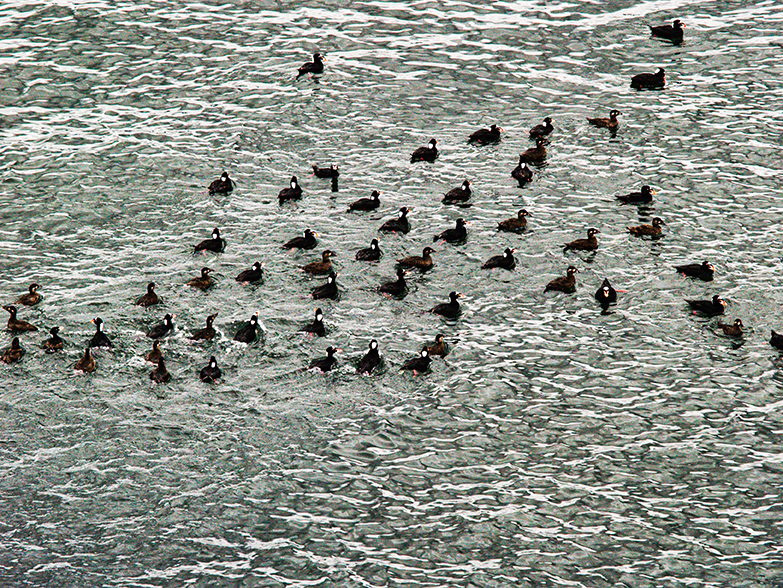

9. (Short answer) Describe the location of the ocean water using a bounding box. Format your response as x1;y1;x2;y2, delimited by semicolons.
2;0;783;586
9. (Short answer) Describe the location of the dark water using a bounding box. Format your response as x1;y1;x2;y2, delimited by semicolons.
2;0;783;586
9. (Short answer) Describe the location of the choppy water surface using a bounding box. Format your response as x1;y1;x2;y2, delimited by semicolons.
2;0;783;586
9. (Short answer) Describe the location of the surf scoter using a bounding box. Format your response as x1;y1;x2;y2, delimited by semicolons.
434;218;468;244
616;185;655;204
302;250;336;275
74;345;95;373
650;20;684;44
145;340;162;364
511;158;533;186
283;229;318;250
588;110;622;129
278;176;303;203
687;295;727;316
147;314;175;340
135;282;160;307
545;266;578;293
379;207;411;233
401;347;431;374
675;261;714;282
208;172;234;195
297;52;324;78
312;271;339;300
1;337;24;364
718;319;743;337
309;346;340;372
519;137;547;164
410;139;438;163
234;312;260;343
356;238;382;261
564;228;600;251
194;228;226;254
348;190;381;212
468;124;502;145
529;117;553;139
397;247;435;271
190;313;217;341
594;278;617;308
150;356;171;383
357;339;381;374
378;267;408;298
426;334;449;358
497;210;529;232
770;330;783;350
42;326;64;353
482;247;516;270
631;68;666;90
628;217;665;237
430;291;462;319
235;262;264;284
443;180;471;204
15;283;41;306
199;356;222;383
4;305;37;332
302;308;326;336
187;267;214;291
312;163;339;178
90;317;113;348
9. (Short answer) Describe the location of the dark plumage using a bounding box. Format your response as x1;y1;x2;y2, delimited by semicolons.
588;110;622;129
594;278;617;308
283;229;318;250
236;262;264;284
194;228;226;254
564;228;600;251
518;137;547;164
482;247;516;270
434;218;468;244
410;139;438;163
309;346;339;372
297;52;324;78
402;347;431;374
356;238;382;261
90;317;113;348
278;176;303;203
430;291;462;319
426;334;449;358
16;283;41;306
379;207;410;234
650;19;684;44
147;314;175;340
145;340;162;364
1;337;24;364
628;217;665;237
468;124;502;145
74;345;95;373
150;356;171;383
42;326;65;353
312;164;339;178
545;266;578;293
302;308;326;337
234;312;260;343
397;247;435;271
616;185;655;204
675;261;714;282
529;117;553;139
687;295;727;317
443;180;471;204
187;267;214;291
208;171;234;195
497;209;529;232
312;271;339;300
199;356;222;383
770;330;783;350
378;268;408;298
631;68;666;90
302;250;336;275
357;340;381;375
348;190;380;212
4;305;37;332
511;158;533;186
135;282;160;307
190;313;217;341
718;319;743;337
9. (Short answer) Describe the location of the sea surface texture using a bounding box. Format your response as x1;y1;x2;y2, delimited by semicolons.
1;0;782;586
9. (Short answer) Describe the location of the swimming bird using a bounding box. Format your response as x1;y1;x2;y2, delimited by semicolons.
135;282;160;307
426;334;449;358
564;228;600;251
236;262;264;284
234;312;260;343
650;19;685;44
199;356;222;383
356;238;382;261
770;330;783;350
594;278;617;309
497;210;529;233
518;137;547;164
348;190;380;212
278;176;303;203
187;267;214;291
443;180;471;204
90;317;113;348
675;261;714;282
410;139;438;163
357;339;381;374
401;347;431;374
718;319;743;337
616;185;655;204
312;271;339;300
145;340;162;364
379;207;411;233
312;164;339;178
397;247;435;271
309;346;340;372
208;172;234;194
529;117;553;139
545;266;578;293
511;158;533;186
42;326;65;353
74;345;95;373
147;314;175;339
631;68;665;90
588;110;622;129
4;305;37;332
297;52;324;78
150;356;171;383
302;250;336;275
433;218;468;244
283;229;318;250
430;291;462;319
468;124;502;144
482;247;516;270
1;337;24;364
190;313;217;341
15;283;41;306
687;295;727;316
194;228;226;254
377;268;408;298
302;308;326;336
628;217;665;237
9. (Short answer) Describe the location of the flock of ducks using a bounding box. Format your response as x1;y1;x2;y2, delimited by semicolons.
4;19;778;379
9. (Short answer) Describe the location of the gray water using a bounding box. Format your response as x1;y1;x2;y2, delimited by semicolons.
2;0;783;586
